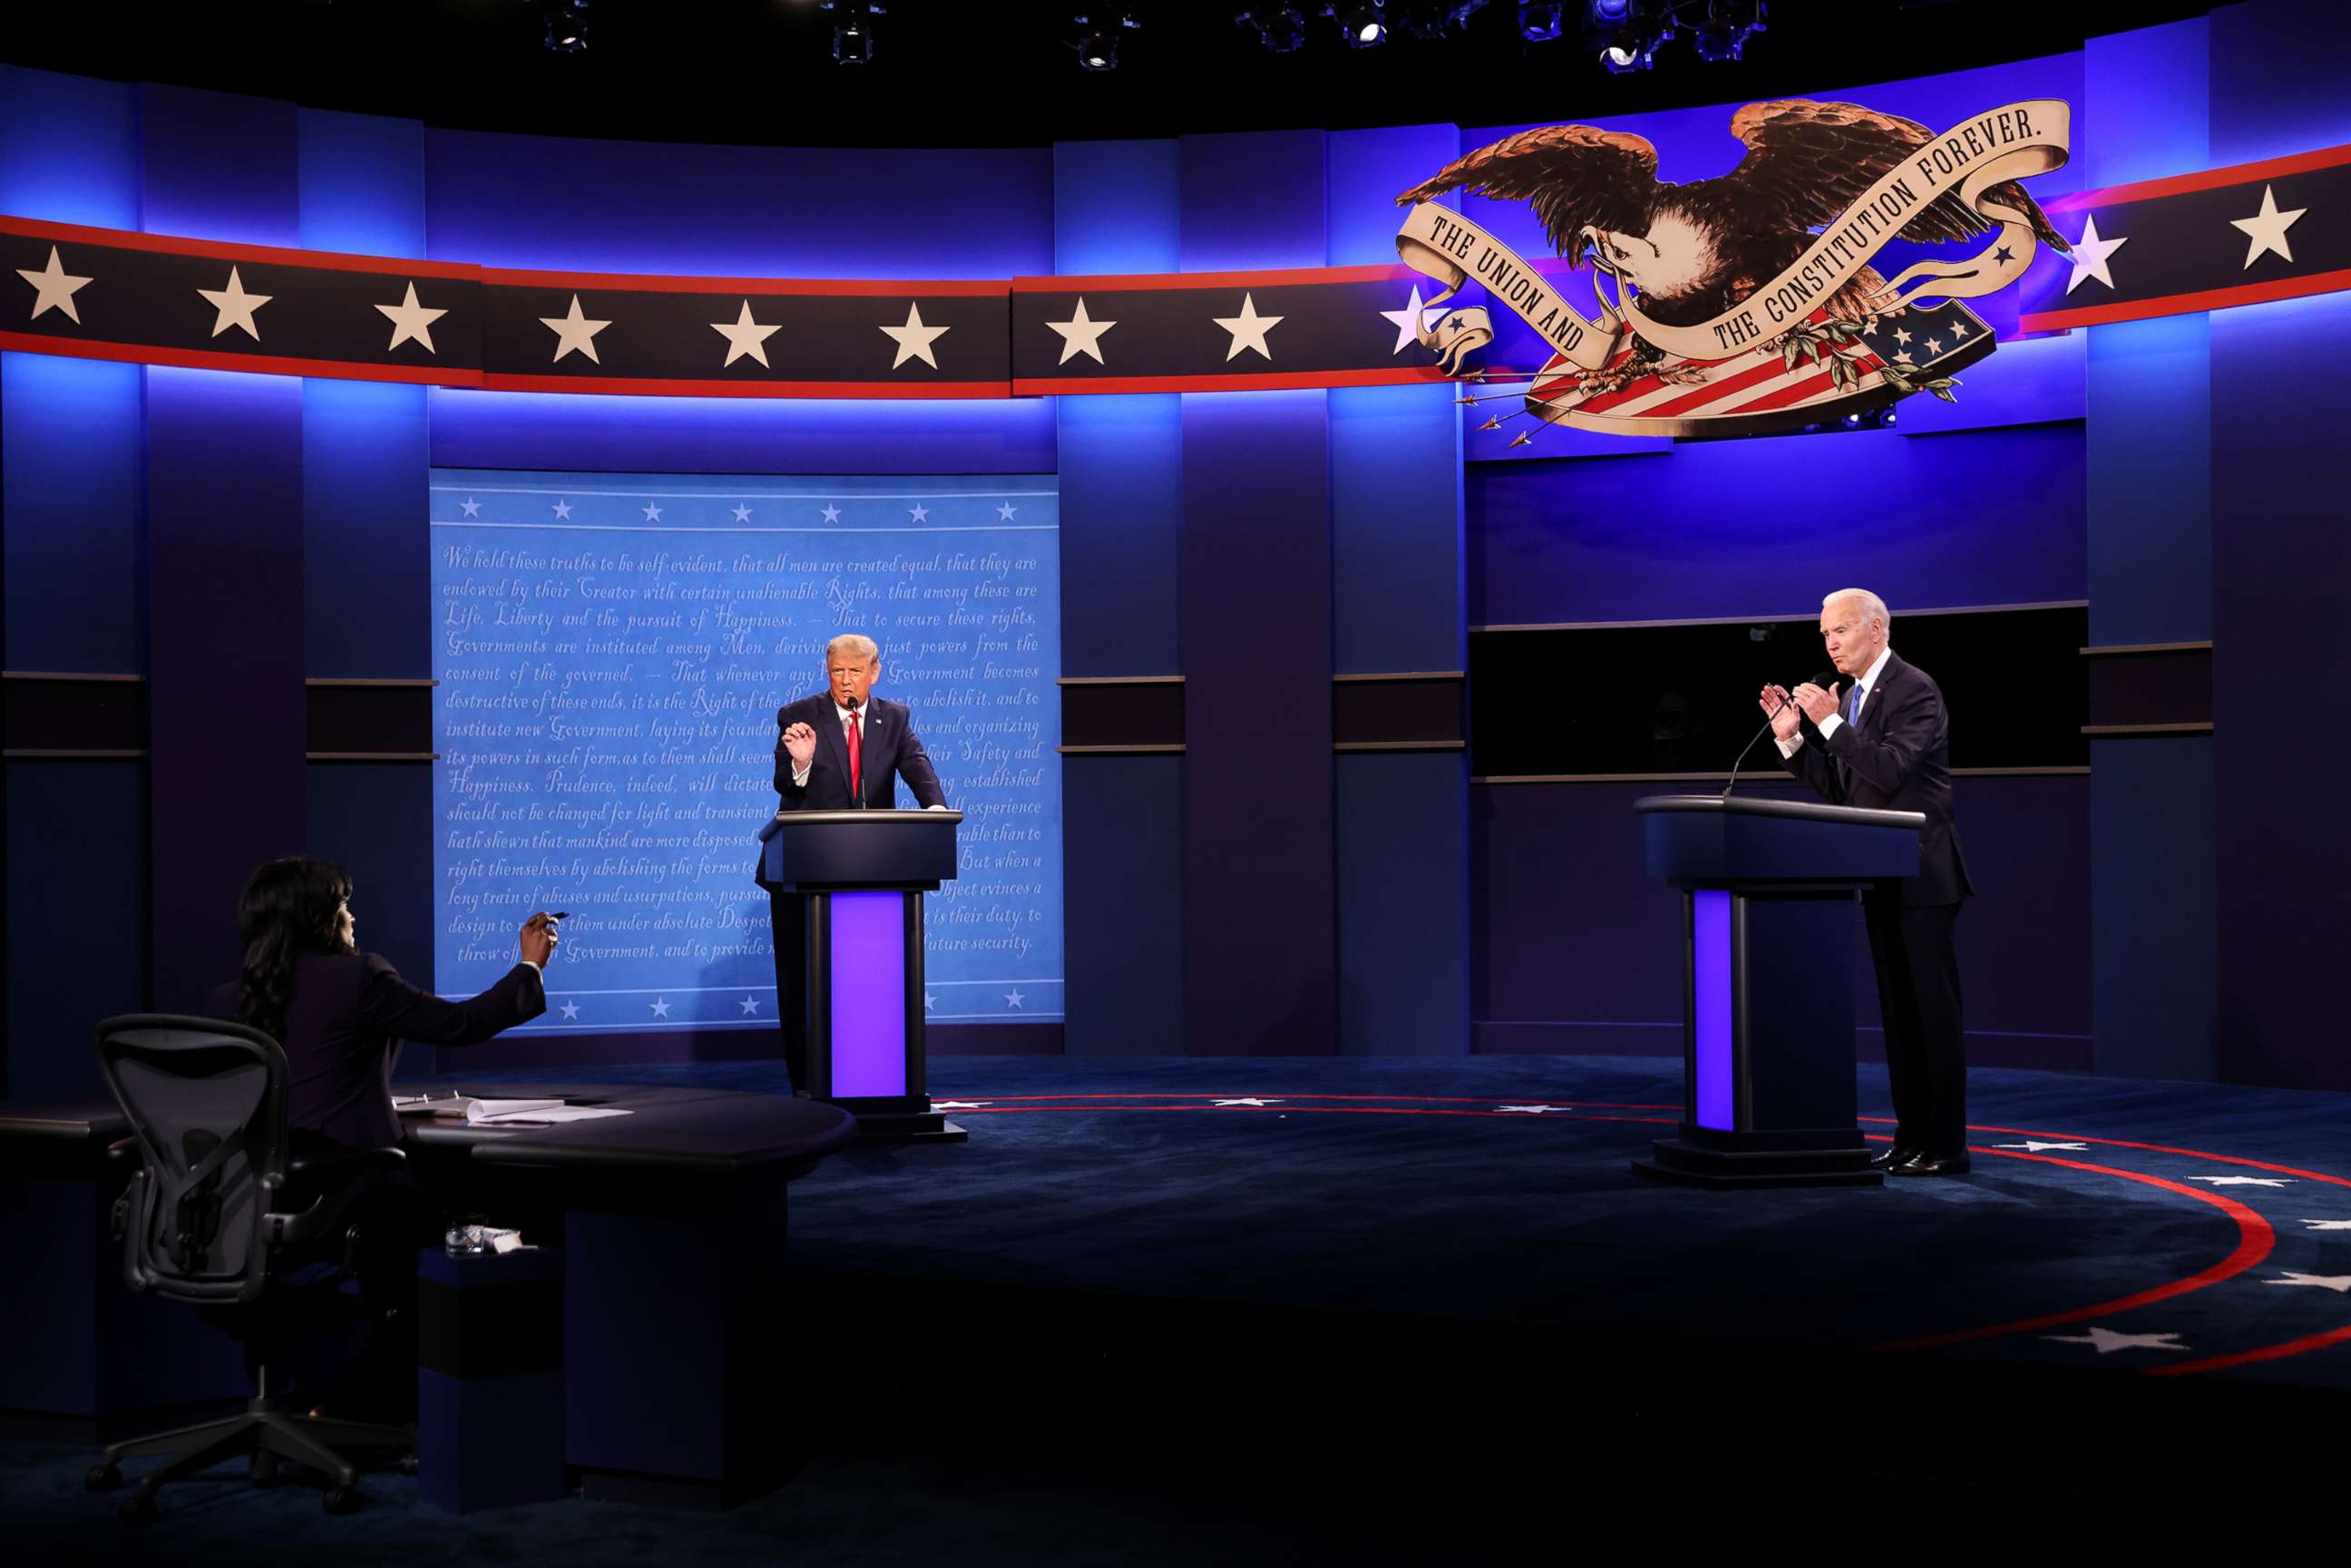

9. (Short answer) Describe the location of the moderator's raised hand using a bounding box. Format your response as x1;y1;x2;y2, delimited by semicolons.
520;911;558;967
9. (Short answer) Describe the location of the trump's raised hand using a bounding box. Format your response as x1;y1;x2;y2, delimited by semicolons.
783;721;817;766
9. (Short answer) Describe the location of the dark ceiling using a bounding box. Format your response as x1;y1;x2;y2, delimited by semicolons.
5;1;2214;151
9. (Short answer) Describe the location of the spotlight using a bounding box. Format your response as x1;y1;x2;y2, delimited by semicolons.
1691;1;1766;62
537;0;589;54
1328;2;1389;46
1519;1;1566;40
1598;28;1650;70
823;1;884;65
1236;5;1311;51
1071;12;1139;70
1395;0;1487;38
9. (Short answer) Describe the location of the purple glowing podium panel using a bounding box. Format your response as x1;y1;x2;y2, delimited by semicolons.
1632;795;1923;1189
756;809;965;1142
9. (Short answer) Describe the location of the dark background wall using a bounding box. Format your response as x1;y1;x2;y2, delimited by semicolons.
6;0;2347;1096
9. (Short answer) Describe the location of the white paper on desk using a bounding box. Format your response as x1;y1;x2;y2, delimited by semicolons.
470;1105;633;1124
459;1098;566;1124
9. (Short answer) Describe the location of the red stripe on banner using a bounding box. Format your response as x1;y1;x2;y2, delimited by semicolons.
2020;268;2351;331
1868;1147;2277;1353
0;332;483;385
2150;1323;2351;1377
1948;1122;2351;1187
479;372;1010;398
1721;365;1839;414
1013;366;1453;395
2044;142;2351;211
479;268;1009;297
920;1093;1684;1108
0;213;483;279
1012;262;1410;293
1602;354;1788;418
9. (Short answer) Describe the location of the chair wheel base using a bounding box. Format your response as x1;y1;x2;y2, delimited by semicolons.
118;1495;157;1525
324;1484;362;1515
86;1463;122;1493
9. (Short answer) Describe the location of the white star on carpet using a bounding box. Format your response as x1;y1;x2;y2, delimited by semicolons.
1004;989;1025;1009
712;298;782;367
460;497;482;517
541;294;611;364
995;502;1018;521
1995;1141;2089;1153
881;301;950;369
1213;292;1283;361
1214;1098;1283;1107
2194;1175;2294;1187
2063;215;2128;295
739;995;761;1015
1378;284;1439;354
198;265;272;341
933;1101;990;1111
820;504;842;523
17;246;93;323
1497;1104;1572;1114
2300;1219;2351;1231
649;998;670;1018
2229;183;2307;269
375;281;447;353
731;503;753;522
551;501;573;520
2266;1272;2351;1293
641;502;664;521
559;999;580;1020
909;504;930;522
1045;297;1116;365
2044;1327;2189;1355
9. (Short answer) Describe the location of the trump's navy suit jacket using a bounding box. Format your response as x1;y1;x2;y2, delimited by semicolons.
1778;651;1974;908
772;693;947;809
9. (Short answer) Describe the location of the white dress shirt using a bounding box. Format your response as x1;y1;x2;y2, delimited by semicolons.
1776;643;1893;758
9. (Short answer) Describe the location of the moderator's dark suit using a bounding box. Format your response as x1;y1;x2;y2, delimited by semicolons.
766;694;947;1090
1778;652;1973;1158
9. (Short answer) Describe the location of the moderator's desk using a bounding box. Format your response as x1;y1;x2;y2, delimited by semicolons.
1;1085;855;1508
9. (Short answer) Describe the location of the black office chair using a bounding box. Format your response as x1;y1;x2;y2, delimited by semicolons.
83;1014;417;1524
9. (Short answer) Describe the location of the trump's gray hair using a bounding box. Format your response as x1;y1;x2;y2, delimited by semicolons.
1822;588;1890;633
825;633;881;665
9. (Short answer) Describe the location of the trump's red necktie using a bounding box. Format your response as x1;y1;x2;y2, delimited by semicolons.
845;709;863;802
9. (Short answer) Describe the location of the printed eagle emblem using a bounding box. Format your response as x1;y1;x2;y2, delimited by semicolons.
1397;99;2071;386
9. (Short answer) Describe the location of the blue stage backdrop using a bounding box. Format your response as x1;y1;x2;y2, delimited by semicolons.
428;468;1062;1033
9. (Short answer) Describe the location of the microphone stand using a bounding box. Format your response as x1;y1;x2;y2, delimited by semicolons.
1722;687;1798;801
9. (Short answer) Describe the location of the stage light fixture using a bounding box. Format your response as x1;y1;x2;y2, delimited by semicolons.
823;1;884;65
1236;5;1312;52
1071;12;1140;70
537;0;590;54
1519;1;1566;40
1395;0;1488;39
1328;2;1390;46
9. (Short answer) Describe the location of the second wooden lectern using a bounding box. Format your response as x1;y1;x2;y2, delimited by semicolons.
756;809;965;1143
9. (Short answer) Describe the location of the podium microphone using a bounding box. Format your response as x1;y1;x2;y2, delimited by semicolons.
1722;673;1834;801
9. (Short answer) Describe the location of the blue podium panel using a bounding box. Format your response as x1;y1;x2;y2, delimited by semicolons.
829;891;909;1099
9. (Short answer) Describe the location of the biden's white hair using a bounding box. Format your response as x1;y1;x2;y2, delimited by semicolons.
1822;588;1890;632
826;632;881;665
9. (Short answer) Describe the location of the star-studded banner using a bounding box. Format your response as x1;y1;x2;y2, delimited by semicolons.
2020;143;2350;332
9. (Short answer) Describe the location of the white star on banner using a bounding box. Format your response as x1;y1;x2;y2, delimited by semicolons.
2301;1219;2351;1231
2044;1328;2189;1355
1948;320;1968;340
712;298;782;367
909;504;930;522
2229;183;2307;268
1497;1104;1574;1114
934;1101;990;1111
375;280;447;353
1214;1098;1283;1107
551;501;573;520
2063;215;2128;295
881;301;950;369
1004;989;1026;1009
17;246;93;323
1045;296;1116;365
460;497;482;517
923;991;937;1009
649;998;671;1018
541;294;610;364
1378;284;1439;354
1924;337;1944;355
1214;292;1283;361
820;504;843;523
2194;1175;2294;1187
739;995;761;1015
995;502;1018;521
1995;1141;2089;1154
641;502;664;521
559;999;580;1020
2266;1273;2351;1293
198;265;272;341
1893;327;1912;346
731;503;753;522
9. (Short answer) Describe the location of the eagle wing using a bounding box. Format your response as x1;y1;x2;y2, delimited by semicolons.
1722;100;2068;253
1395;124;1660;262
